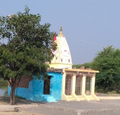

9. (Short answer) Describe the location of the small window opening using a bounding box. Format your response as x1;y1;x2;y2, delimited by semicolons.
56;57;58;60
68;59;70;62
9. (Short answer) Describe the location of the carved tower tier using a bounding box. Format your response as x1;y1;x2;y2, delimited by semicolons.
49;27;72;69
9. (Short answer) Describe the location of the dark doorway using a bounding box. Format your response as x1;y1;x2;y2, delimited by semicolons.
85;76;91;95
65;75;72;95
75;75;82;95
44;76;51;94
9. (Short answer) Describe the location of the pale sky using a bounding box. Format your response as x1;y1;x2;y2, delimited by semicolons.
0;0;120;64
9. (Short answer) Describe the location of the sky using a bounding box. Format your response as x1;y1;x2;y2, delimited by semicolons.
0;0;120;64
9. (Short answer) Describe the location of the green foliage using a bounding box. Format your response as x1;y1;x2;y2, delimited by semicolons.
0;7;56;84
92;46;120;93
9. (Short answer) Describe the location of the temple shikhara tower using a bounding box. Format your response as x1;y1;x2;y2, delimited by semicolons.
49;27;72;69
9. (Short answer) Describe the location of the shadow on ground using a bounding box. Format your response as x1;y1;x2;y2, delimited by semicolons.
0;96;47;105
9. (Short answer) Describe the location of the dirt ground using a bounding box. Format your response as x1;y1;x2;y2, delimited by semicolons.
0;111;43;115
0;96;45;115
0;96;34;105
1;96;120;115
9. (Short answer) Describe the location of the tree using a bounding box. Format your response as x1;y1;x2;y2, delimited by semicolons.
92;46;120;93
0;7;56;104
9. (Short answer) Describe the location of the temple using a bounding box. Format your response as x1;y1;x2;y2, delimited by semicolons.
8;27;99;102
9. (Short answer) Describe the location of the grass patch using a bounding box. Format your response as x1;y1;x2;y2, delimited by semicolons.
96;88;120;94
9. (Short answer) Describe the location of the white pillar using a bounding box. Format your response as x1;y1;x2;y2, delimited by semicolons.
91;73;95;95
72;74;76;94
81;74;86;95
62;69;66;97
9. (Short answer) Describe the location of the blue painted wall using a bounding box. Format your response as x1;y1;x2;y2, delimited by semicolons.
48;72;62;100
8;72;63;102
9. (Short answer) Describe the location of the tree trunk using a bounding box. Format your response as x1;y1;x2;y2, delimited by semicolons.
10;83;16;105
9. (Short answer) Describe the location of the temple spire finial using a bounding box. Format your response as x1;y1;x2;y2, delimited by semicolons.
59;26;63;37
60;26;62;31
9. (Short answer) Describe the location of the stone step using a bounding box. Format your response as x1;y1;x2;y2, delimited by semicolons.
41;95;56;102
30;95;56;102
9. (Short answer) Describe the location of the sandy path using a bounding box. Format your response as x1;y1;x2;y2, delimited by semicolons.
0;111;44;115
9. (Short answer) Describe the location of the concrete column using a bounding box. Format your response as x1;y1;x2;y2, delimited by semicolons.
72;74;76;94
62;69;66;96
91;73;95;95
81;74;86;95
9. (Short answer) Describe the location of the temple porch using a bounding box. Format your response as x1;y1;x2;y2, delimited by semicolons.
62;68;99;101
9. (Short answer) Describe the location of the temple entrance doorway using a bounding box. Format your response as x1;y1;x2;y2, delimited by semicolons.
44;76;51;94
65;75;72;95
75;75;82;95
85;76;91;95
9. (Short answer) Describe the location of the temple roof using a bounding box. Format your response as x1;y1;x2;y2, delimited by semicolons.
65;68;99;73
47;68;63;73
49;26;72;69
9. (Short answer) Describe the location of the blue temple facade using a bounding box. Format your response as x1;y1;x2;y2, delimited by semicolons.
8;71;63;102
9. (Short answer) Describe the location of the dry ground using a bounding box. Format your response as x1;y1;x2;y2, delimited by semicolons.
0;96;45;115
0;111;43;115
0;96;35;105
1;96;120;115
